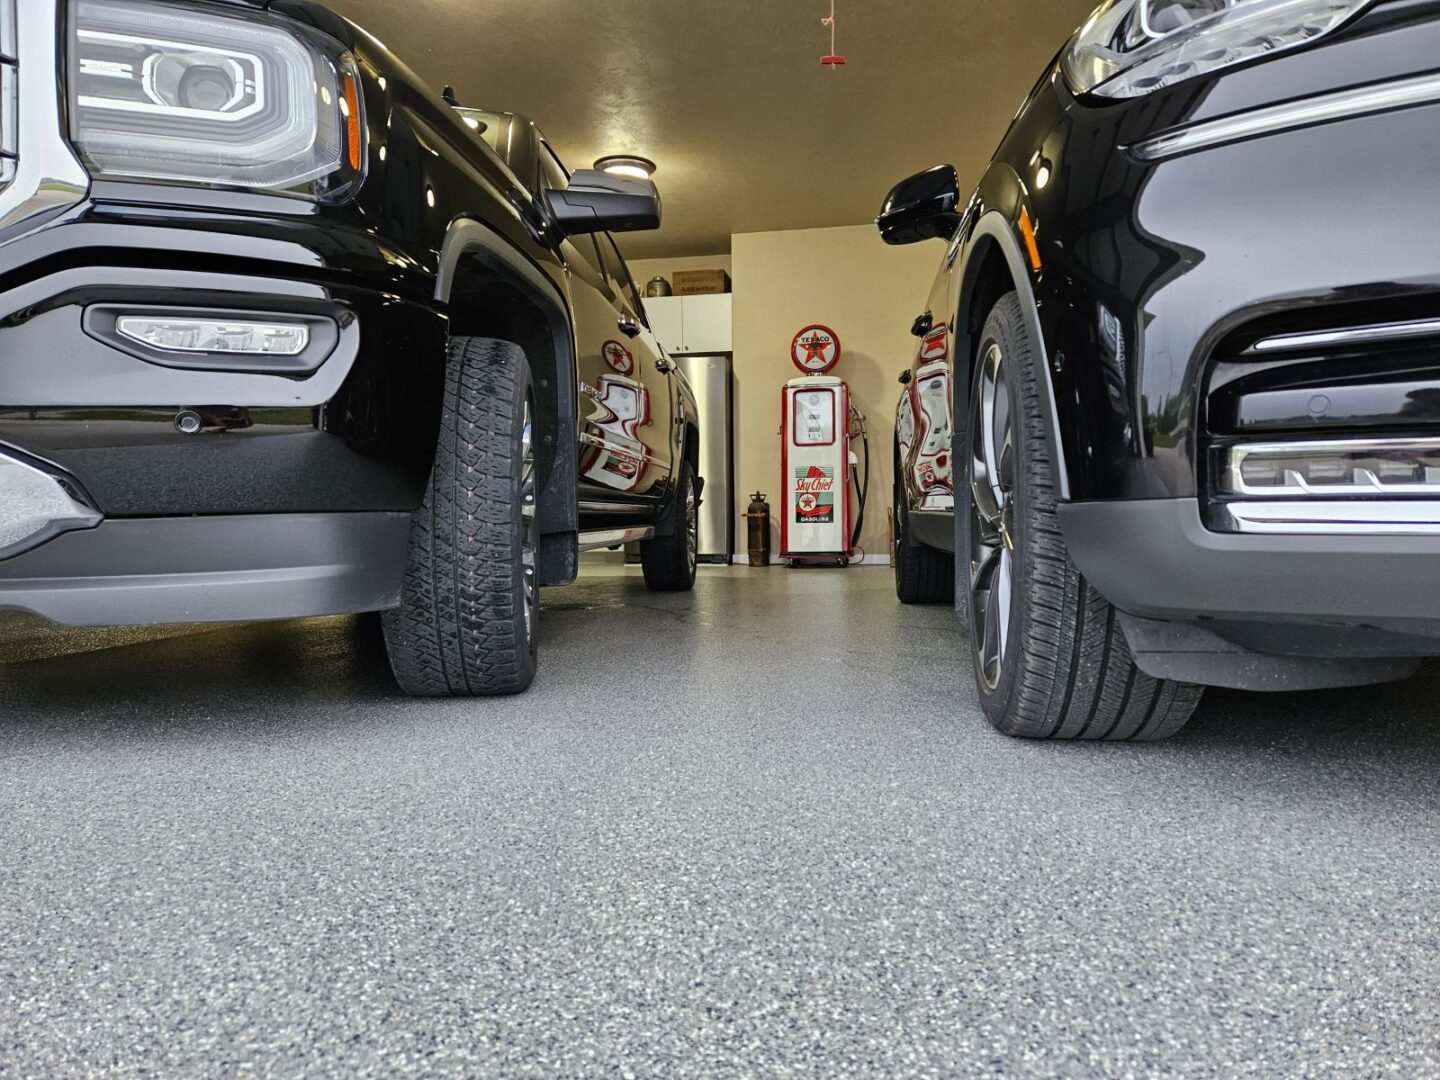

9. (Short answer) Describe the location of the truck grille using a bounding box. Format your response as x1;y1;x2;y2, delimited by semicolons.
0;0;15;187
0;0;89;241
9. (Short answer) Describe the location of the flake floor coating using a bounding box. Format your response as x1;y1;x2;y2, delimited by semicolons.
2;565;1438;1077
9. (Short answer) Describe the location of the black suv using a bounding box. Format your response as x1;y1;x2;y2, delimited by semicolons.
0;0;701;696
883;0;1440;740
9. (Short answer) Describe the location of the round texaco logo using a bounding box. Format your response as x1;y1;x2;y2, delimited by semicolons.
603;340;635;375
791;325;841;374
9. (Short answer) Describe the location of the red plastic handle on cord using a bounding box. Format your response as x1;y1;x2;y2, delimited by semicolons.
820;1;845;68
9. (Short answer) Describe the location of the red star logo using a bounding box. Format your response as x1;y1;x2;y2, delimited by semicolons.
801;334;831;364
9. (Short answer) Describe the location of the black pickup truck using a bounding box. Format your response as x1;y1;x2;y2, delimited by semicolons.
0;0;701;696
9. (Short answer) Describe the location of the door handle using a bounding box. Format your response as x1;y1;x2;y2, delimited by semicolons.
618;315;642;339
656;356;673;373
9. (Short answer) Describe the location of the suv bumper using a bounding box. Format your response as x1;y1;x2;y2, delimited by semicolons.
1059;498;1440;686
1060;498;1440;635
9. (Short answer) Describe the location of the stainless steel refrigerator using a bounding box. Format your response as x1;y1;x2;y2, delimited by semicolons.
674;354;734;563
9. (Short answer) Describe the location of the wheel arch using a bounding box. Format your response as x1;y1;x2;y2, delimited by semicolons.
952;209;1071;501
436;217;580;585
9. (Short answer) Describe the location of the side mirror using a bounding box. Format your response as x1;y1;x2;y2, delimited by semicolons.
877;165;962;246
547;170;662;235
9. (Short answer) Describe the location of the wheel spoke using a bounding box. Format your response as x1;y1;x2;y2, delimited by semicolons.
519;397;537;640
971;540;1001;592
998;427;1015;496
685;475;698;573
969;339;1016;692
995;549;1012;659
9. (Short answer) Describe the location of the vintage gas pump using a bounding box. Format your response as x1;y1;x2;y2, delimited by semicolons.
780;326;869;566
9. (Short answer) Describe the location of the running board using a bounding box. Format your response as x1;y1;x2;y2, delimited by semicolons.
577;526;655;552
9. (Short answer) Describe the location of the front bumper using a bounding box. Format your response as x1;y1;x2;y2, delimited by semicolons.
1060;497;1440;688
1060;497;1440;639
0;213;447;522
0;511;409;626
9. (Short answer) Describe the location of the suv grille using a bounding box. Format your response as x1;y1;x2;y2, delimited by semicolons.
0;0;13;187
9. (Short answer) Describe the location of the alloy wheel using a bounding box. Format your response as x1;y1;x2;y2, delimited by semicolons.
519;395;538;642
685;472;699;575
969;342;1016;692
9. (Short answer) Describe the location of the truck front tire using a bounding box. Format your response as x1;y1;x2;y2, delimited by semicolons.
383;336;539;697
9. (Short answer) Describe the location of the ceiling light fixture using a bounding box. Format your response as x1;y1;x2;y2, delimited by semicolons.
594;155;657;182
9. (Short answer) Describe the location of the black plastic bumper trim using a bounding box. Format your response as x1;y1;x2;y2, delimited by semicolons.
1058;497;1440;633
0;512;410;626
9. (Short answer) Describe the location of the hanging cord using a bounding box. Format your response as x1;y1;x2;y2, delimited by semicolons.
820;0;845;68
849;403;869;554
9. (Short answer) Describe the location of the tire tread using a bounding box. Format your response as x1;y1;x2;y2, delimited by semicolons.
383;336;537;697
971;293;1202;741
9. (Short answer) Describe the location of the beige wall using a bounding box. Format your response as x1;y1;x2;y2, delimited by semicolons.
732;225;939;562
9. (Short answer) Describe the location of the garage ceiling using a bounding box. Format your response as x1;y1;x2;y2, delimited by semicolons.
327;0;1099;259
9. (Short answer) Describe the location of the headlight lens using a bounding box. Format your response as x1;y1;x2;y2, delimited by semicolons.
1063;0;1372;99
70;0;364;198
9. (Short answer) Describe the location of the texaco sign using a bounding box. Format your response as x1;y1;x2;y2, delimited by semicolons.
791;324;841;375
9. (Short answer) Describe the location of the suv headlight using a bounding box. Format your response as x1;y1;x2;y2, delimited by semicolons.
69;0;365;199
1063;0;1372;99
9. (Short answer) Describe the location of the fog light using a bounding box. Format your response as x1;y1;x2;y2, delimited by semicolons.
1224;439;1440;496
0;456;101;554
116;317;310;356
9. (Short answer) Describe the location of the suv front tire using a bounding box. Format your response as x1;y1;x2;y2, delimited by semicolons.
961;293;1203;740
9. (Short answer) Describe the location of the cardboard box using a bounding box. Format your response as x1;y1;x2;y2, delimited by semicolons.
672;269;731;295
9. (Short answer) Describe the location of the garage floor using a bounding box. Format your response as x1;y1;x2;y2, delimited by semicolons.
2;565;1439;1077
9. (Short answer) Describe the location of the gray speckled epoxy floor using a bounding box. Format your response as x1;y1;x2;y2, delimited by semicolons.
2;562;1439;1078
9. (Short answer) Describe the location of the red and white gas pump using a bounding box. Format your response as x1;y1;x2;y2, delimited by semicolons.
780;325;869;566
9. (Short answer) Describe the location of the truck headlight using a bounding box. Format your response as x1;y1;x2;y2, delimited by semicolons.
1063;0;1372;99
69;0;364;198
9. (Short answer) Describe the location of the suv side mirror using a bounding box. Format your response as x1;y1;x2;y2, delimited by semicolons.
547;170;662;235
877;165;962;246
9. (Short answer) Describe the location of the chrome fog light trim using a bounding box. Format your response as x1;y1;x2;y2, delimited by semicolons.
117;316;310;356
0;454;101;555
1224;438;1440;498
1226;501;1440;535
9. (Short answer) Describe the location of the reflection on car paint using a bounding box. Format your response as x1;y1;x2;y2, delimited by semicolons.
579;375;653;492
913;362;953;507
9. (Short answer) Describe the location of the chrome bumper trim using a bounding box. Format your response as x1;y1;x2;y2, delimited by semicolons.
1130;71;1440;163
1226;501;1440;535
0;452;101;558
0;0;89;242
1250;317;1440;354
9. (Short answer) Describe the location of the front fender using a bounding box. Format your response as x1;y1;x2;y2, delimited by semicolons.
951;204;1071;501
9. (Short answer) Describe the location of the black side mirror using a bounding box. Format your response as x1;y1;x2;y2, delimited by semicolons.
877;165;962;246
547;170;662;235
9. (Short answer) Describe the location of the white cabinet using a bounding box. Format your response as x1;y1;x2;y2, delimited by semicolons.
681;295;732;354
644;296;685;355
644;294;732;355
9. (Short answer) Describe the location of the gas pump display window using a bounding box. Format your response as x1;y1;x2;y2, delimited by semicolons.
794;389;836;446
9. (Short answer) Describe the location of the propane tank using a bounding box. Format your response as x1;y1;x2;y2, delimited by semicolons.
746;492;771;567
